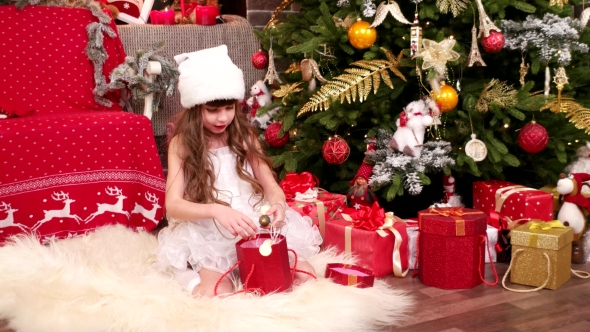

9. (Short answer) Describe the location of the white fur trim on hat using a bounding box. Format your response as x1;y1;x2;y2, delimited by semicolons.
174;45;245;109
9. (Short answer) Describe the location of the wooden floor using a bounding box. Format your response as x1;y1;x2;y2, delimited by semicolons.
385;262;590;332
1;262;589;331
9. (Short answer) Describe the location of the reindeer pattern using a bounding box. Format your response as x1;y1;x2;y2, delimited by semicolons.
0;202;28;231
2;187;162;235
85;186;130;223
131;192;162;225
33;191;83;231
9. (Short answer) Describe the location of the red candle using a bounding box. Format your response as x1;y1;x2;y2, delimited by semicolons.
195;3;219;25
149;10;161;24
161;7;176;25
180;0;186;18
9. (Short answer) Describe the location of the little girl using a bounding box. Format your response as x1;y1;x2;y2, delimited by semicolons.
155;45;323;297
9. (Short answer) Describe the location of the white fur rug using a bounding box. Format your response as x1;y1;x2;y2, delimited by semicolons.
0;225;413;332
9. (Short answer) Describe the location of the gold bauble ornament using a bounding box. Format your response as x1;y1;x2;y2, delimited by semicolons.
348;20;377;50
434;83;459;113
259;215;271;227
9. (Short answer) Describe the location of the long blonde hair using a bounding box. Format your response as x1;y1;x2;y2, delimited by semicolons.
171;99;275;207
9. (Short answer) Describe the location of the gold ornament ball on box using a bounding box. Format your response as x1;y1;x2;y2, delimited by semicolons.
434;83;459;112
348;20;377;50
259;215;271;227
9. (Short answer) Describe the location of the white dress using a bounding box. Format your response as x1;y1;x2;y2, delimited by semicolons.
154;146;323;276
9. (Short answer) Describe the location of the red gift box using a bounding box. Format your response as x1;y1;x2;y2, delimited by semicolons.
325;263;375;288
235;234;292;294
281;173;346;241
473;180;554;223
324;203;409;278
417;207;497;289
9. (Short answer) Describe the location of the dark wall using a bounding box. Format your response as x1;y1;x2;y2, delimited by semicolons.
220;0;247;17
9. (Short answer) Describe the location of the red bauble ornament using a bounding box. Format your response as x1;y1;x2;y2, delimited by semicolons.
518;121;549;153
264;122;289;148
481;30;505;53
251;49;269;70
322;136;350;165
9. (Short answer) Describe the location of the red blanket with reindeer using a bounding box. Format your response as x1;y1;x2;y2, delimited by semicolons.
0;6;166;244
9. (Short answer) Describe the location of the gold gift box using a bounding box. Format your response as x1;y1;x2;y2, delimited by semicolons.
510;222;573;290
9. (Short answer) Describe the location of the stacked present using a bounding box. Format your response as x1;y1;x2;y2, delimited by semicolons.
473;180;554;262
416;207;497;289
323;202;409;278
280;172;346;240
473;180;554;221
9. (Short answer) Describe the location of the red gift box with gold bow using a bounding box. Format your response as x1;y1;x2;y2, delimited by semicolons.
280;172;346;240
417;207;497;289
325;263;375;288
324;202;409;278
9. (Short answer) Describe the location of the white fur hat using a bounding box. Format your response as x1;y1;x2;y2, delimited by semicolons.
174;45;245;109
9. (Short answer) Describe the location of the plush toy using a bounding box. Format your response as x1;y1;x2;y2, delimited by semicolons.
347;142;378;209
246;80;276;129
388;98;435;158
556;172;590;263
441;174;462;207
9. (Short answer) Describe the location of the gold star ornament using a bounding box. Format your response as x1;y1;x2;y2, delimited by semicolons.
272;82;304;105
553;67;569;88
418;38;460;76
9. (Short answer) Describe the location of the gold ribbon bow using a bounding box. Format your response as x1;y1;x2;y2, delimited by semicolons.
427;206;466;236
428;206;465;217
529;220;565;231
527;220;566;248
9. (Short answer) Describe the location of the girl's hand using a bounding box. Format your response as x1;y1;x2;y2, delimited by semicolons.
215;205;258;239
266;203;286;229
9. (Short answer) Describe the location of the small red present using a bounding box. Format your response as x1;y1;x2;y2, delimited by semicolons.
235;234;292;294
325;263;375;288
417;207;497;289
281;172;346;240
324;202;409;278
473;180;554;223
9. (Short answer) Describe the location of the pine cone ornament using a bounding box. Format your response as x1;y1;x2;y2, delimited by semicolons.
322;136;350;165
251;49;269;70
481;30;505;53
264;122;289;148
518;121;548;153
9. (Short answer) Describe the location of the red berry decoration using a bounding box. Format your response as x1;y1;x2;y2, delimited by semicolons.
518;121;549;154
481;30;505;53
264;122;289;148
251;49;269;70
322;136;350;165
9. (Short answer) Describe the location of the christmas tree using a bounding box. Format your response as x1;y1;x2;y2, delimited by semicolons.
254;0;590;207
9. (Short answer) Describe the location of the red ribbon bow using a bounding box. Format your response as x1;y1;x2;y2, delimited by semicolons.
343;202;386;231
279;172;319;200
487;209;530;231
